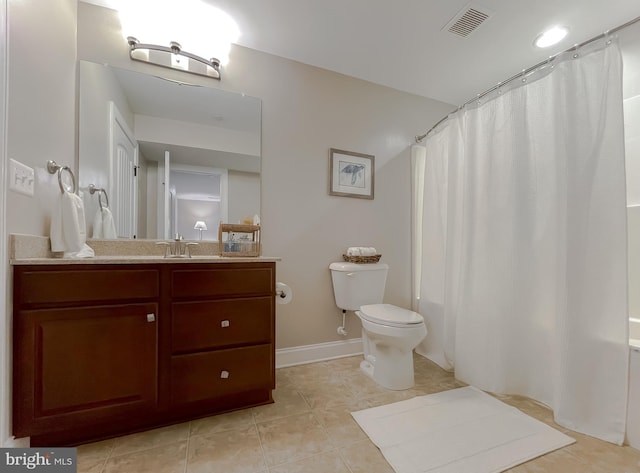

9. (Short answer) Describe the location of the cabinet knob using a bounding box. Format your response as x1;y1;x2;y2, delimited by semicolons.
220;370;230;379
146;313;156;322
221;320;230;328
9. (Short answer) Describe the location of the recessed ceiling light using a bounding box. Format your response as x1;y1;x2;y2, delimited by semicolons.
534;26;569;48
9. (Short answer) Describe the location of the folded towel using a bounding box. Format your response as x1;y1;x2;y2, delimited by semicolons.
93;207;117;239
347;247;378;256
51;190;94;258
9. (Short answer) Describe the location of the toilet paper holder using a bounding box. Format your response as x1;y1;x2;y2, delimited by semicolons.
275;282;292;304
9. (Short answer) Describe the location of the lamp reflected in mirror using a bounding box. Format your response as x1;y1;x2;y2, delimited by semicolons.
194;220;208;240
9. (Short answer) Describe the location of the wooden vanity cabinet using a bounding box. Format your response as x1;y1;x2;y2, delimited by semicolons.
12;266;160;445
12;261;276;446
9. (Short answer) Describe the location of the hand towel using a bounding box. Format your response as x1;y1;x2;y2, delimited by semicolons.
50;190;94;258
93;207;117;239
101;207;117;239
92;209;103;239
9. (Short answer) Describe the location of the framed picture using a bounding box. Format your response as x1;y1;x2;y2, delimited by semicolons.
329;148;375;199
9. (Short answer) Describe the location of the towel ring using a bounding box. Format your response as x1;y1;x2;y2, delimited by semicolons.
47;160;77;194
88;184;110;210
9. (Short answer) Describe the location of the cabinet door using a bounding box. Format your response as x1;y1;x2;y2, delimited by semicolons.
13;303;158;437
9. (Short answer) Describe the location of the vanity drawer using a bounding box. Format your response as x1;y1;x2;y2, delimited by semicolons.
14;268;160;305
170;344;272;405
171;265;274;298
172;297;272;353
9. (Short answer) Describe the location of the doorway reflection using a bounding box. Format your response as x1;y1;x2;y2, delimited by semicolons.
168;166;227;240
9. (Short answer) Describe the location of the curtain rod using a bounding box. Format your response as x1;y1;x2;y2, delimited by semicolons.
415;14;640;143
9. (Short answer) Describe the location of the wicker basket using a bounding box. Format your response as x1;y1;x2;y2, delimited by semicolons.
342;254;381;264
218;223;261;257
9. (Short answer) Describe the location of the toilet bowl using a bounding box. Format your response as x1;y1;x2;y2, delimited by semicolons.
329;261;427;390
356;304;427;390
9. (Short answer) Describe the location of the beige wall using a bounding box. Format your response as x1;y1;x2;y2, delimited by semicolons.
2;0;77;445
77;2;453;348
6;0;77;236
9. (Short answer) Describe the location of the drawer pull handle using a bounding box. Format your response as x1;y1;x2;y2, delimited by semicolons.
220;370;230;379
146;313;156;322
221;320;230;328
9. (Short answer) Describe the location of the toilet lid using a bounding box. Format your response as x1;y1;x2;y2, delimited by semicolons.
359;304;424;327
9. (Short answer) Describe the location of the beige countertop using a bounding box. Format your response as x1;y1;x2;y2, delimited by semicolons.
9;234;280;265
11;255;281;265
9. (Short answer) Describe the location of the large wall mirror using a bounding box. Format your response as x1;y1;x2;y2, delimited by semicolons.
78;60;261;241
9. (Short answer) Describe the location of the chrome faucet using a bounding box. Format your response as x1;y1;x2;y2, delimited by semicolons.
156;235;198;258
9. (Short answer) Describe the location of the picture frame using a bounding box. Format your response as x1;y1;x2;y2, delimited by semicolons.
329;148;375;199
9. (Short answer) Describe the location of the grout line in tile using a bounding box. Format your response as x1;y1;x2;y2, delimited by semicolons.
97;455;109;473
97;439;116;473
182;421;192;473
297;388;314;410
266;446;342;471
309;410;353;470
252;404;315;427
295;390;316;411
252;404;270;471
336;446;357;473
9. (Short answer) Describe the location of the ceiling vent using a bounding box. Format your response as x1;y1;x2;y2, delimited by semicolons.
443;3;493;37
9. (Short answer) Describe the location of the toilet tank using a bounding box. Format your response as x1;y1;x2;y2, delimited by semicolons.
329;262;388;310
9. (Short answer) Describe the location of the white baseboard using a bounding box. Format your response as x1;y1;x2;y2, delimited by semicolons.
3;436;28;448
276;338;363;368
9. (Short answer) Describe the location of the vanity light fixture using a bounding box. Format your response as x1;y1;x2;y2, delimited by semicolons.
127;37;221;79
194;220;208;240
117;0;239;80
534;26;569;48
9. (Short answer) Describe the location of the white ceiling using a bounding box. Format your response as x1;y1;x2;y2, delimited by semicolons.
81;0;640;106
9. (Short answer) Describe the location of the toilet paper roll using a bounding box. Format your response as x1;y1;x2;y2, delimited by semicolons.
276;282;293;304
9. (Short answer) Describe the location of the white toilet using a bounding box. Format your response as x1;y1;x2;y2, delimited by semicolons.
329;262;427;390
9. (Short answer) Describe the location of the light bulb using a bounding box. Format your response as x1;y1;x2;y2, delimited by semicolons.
534;26;569;49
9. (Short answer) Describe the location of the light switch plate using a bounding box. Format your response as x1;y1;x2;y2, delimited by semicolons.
9;158;35;196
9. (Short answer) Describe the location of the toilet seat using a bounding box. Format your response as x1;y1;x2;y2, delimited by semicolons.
359;304;424;328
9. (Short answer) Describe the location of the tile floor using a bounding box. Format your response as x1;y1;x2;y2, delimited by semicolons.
77;354;640;473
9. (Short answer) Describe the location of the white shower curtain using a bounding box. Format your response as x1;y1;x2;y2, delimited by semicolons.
415;38;629;444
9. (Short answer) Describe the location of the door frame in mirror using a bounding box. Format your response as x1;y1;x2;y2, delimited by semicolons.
78;60;261;240
157;161;228;241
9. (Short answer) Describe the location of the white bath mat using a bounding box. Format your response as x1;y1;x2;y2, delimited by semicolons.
351;386;575;473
